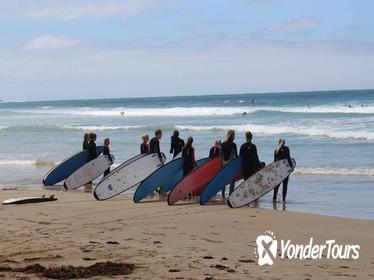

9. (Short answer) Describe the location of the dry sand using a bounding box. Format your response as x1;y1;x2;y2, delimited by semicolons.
0;189;373;279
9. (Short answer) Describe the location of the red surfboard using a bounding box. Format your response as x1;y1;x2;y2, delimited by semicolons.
167;157;223;205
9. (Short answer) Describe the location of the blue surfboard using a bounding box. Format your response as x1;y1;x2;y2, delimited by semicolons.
163;158;209;193
43;146;104;186
133;157;184;203
200;156;242;205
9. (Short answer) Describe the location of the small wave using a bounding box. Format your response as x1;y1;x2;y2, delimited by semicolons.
295;167;374;177
175;124;374;141
62;125;145;131
0;158;57;167
0;126;9;130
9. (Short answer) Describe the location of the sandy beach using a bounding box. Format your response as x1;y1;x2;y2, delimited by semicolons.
0;189;373;280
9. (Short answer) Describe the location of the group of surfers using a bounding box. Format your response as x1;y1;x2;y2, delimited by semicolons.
81;129;293;202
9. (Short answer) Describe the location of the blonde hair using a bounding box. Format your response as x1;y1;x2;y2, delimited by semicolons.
141;133;149;142
224;130;235;143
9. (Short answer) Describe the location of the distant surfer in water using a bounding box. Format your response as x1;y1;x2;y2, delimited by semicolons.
273;138;293;203
103;138;112;177
170;130;184;158
140;134;150;154
83;133;89;150
209;140;222;158
221;130;238;198
240;131;261;181
120;111;124;116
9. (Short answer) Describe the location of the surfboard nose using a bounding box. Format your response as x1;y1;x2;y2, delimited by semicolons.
93;191;99;200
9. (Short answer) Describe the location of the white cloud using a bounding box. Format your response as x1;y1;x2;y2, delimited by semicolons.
23;35;83;51
0;0;155;20
266;17;318;34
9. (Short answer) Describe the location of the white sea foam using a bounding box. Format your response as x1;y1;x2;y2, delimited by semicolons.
62;125;145;131
0;126;9;130
0;159;57;167
175;124;374;141
1;104;374;117
295;167;374;177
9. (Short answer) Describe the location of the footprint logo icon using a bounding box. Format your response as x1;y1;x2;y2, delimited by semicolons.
256;231;277;266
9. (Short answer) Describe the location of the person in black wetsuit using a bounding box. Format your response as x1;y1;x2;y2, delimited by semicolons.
240;131;261;180
170;130;184;158
83;133;89;150
103;138;112;177
221;130;238;197
182;137;196;176
85;133;97;192
140;134;150;154
150;129;166;196
273;138;293;202
209;140;222;158
150;129;164;163
87;133;97;162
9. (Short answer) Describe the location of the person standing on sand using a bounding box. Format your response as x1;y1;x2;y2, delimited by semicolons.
221;130;238;198
182;137;196;176
87;133;97;162
240;131;261;181
273;138;293;203
85;133;97;192
82;133;89;150
170;130;184;158
103;138;112;178
209;140;222;158
150;129;164;163
140;134;150;154
150;129;166;196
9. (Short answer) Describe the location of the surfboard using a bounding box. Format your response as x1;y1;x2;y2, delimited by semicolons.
228;158;296;208
167;157;223;205
200;156;242;205
2;195;57;205
63;154;114;190
160;157;210;194
133;157;184;203
93;153;166;200
43;146;104;186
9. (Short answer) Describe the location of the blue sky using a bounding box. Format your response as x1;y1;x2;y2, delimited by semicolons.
0;0;374;101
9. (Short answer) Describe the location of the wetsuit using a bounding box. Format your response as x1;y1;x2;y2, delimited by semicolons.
273;145;293;201
209;145;221;158
83;140;89;150
103;145;112;177
150;137;162;161
239;142;261;180
221;140;238;196
86;141;97;162
140;143;150;155
182;146;196;176
170;137;185;158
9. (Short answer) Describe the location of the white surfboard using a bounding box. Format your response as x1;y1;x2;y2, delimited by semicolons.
228;158;296;208
64;155;114;190
2;195;57;205
93;153;165;200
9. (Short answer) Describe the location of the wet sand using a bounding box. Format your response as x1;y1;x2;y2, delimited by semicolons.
0;189;374;279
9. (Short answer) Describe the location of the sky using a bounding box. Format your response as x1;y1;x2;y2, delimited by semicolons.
0;0;374;101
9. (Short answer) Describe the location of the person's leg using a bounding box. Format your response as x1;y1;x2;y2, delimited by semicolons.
221;186;226;199
282;176;289;202
229;180;235;195
273;184;280;201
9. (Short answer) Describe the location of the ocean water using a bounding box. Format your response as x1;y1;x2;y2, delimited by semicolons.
0;89;373;219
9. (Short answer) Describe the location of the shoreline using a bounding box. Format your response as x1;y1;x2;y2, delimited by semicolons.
1;189;374;279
